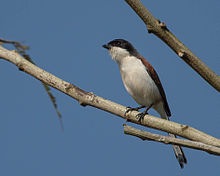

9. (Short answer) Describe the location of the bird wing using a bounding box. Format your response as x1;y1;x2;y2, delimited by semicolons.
139;56;171;117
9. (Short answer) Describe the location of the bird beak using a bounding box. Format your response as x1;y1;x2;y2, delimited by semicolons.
102;44;111;50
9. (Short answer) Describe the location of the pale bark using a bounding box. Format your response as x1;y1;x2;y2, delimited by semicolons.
0;46;220;156
124;125;220;155
125;0;220;92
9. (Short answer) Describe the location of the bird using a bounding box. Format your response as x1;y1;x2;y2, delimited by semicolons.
102;39;187;168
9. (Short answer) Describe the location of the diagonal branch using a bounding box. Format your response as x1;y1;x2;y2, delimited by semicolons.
0;38;63;129
125;0;220;92
1;45;220;153
123;124;220;155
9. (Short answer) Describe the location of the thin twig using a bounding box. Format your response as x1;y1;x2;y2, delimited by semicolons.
123;124;220;156
0;38;63;129
0;38;18;44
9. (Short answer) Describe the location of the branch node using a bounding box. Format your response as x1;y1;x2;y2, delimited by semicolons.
65;83;88;96
146;24;153;33
11;49;17;53
78;100;87;107
178;50;186;58
87;92;96;102
181;124;189;131
164;139;170;144
158;21;168;30
78;92;95;107
65;83;74;92
17;62;24;71
125;118;131;122
139;137;146;141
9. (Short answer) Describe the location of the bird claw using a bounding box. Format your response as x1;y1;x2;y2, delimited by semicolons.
136;112;148;122
124;106;148;122
124;106;146;116
125;107;137;115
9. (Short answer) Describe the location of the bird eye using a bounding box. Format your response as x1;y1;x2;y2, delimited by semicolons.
116;41;121;46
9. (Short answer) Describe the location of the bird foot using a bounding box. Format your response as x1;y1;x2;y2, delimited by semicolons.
136;111;148;122
136;103;153;122
124;106;145;116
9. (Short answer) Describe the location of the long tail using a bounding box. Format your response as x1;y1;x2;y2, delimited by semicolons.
160;113;187;168
168;133;187;168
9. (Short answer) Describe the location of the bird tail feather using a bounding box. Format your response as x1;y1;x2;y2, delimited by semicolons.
168;133;187;168
161;113;187;168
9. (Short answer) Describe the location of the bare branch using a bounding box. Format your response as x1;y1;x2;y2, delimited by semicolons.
0;38;63;129
1;46;220;152
123;124;220;156
125;0;220;92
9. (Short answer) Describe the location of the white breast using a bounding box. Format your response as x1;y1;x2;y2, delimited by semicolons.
119;56;161;107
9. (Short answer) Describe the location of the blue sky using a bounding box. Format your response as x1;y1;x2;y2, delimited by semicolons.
1;0;219;175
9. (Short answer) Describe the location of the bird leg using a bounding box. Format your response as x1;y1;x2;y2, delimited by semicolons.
137;104;153;122
124;105;146;116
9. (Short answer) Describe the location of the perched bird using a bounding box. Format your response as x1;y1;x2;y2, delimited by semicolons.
103;39;187;168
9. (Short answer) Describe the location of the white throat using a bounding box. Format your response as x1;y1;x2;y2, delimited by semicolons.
108;47;130;64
